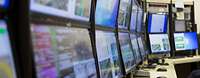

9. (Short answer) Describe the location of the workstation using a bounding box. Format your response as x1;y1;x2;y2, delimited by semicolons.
1;0;200;78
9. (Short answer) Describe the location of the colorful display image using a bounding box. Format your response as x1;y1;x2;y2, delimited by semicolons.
31;0;91;21
118;0;132;29
149;34;171;53
31;24;97;78
174;32;198;51
95;0;119;27
130;34;141;64
137;37;146;59
118;33;135;72
99;59;112;78
96;31;121;78
0;21;16;78
148;14;168;33
130;2;138;31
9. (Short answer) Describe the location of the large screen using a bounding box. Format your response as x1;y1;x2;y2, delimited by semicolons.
31;24;97;78
136;8;144;32
31;0;92;21
0;0;9;8
0;21;16;78
130;1;138;31
149;34;171;53
130;34;141;64
118;0;132;29
96;31;121;78
174;32;198;51
95;0;119;27
148;14;168;33
118;33;135;72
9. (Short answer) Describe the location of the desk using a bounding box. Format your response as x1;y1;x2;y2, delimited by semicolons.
135;56;200;78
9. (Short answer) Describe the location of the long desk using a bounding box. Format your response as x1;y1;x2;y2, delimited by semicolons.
135;56;200;78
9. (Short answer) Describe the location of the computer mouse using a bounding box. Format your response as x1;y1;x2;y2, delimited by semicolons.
157;76;167;78
157;68;167;72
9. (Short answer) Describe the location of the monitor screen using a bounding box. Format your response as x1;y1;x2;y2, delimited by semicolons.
118;33;135;72
96;31;121;78
0;0;9;8
148;14;168;33
136;8;144;32
149;34;171;53
137;36;147;60
31;0;92;21
118;0;132;29
130;1;137;31
31;24;97;78
174;32;198;51
95;0;119;27
130;34;141;64
0;20;16;78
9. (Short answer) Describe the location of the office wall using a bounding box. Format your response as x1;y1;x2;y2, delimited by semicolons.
194;0;200;33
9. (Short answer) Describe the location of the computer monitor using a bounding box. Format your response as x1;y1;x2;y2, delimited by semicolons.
95;0;119;27
31;0;92;21
31;24;97;78
136;8;144;32
130;34;141;64
0;20;17;78
174;32;198;51
118;0;132;29
0;0;9;8
118;32;135;72
148;14;168;33
149;34;171;54
137;36;147;60
130;1;137;31
96;30;122;78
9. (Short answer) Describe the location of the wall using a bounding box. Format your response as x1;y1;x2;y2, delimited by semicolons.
194;0;200;33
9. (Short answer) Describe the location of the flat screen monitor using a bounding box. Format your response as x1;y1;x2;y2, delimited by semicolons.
96;31;121;78
118;33;135;72
174;32;198;51
149;34;171;53
136;8;144;32
0;0;9;8
0;20;17;78
31;0;92;21
148;14;168;33
118;0;132;29
130;34;141;64
130;1;137;31
137;36;146;59
31;24;97;78
95;0;119;27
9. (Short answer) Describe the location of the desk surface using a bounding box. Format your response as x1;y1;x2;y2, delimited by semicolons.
171;56;200;64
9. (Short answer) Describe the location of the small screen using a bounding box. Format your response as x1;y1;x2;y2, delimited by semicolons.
96;31;121;78
175;20;186;32
148;14;168;33
31;24;97;78
174;32;198;51
137;37;146;59
95;0;119;27
31;0;92;21
130;34;141;64
149;34;171;53
136;8;143;32
0;0;8;8
118;0;132;29
0;20;16;78
118;33;135;72
130;1;137;31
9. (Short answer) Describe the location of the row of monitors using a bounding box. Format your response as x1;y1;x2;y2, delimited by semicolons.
149;32;198;54
31;24;148;78
30;0;144;32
